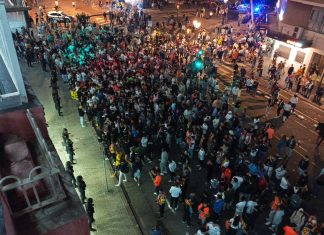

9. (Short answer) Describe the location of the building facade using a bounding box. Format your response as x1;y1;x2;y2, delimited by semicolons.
0;0;28;110
273;0;324;77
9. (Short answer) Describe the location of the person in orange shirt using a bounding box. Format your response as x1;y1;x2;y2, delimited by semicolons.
266;124;275;141
154;172;162;195
296;66;303;77
266;194;282;225
198;202;210;225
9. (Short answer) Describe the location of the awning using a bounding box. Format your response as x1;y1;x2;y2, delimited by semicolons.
266;29;312;48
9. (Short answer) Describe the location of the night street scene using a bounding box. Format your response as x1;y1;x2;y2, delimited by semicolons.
0;0;324;235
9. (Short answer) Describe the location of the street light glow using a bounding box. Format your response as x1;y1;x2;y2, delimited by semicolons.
279;11;284;21
193;20;201;29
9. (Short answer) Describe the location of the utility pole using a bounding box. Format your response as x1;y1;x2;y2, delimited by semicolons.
250;0;254;28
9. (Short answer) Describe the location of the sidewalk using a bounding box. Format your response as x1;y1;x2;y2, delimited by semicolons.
20;62;142;235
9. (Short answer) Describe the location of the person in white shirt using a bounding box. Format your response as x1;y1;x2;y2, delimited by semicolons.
169;184;182;210
246;200;258;215
235;197;247;215
231;85;240;103
201;122;208;135
160;148;168;175
141;135;150;162
231;176;243;191
225;111;233;121
197;147;205;170
289;94;298;113
282;102;292;122
168;160;177;182
275;165;287;181
279;175;289;195
206;221;221;235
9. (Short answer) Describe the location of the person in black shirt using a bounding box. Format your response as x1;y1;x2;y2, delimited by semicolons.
76;175;86;203
65;161;77;187
86;198;96;231
315;122;324;148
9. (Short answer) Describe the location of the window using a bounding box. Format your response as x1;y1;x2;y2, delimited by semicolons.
295;51;305;63
276;45;291;59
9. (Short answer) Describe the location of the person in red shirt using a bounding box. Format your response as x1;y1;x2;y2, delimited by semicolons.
283;225;298;235
154;172;162;195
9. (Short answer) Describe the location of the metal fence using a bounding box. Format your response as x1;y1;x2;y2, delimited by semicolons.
0;109;66;217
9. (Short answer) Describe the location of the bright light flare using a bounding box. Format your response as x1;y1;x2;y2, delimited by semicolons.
193;20;201;29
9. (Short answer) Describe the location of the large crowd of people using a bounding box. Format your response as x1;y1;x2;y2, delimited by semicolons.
13;3;324;235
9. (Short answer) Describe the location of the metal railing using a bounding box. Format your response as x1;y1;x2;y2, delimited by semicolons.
0;109;66;217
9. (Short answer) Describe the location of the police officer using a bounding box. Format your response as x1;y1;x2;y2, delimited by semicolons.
86;198;96;231
66;139;75;163
62;128;69;146
76;175;86;203
65;161;77;187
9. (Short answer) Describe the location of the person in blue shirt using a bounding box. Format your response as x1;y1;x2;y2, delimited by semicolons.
212;194;224;219
151;223;162;235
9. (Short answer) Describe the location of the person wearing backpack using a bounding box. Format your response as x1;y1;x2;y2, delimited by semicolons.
290;208;306;232
156;189;166;218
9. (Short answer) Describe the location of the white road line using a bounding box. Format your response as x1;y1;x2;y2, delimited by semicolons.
274;136;320;168
219;64;323;123
295;120;307;129
257;87;319;124
295;120;317;136
215;66;321;168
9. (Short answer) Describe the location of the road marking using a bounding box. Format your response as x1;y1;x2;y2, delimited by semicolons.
273;136;320;169
292;124;317;139
296;114;305;120
219;63;323;124
216;65;321;168
295;120;307;129
256;87;319;124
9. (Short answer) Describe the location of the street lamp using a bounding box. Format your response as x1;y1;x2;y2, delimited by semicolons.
222;0;228;25
250;0;254;28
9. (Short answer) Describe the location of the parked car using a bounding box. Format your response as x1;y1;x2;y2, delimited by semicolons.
47;11;73;23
